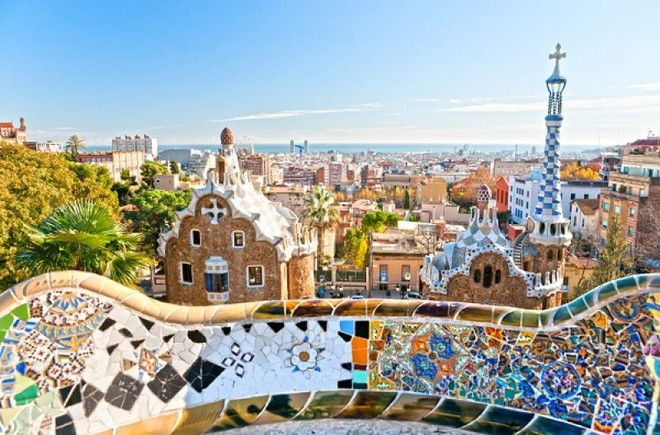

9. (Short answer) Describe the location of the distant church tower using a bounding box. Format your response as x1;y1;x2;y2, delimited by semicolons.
523;44;572;304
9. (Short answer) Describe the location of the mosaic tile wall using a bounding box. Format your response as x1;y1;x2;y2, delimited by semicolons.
0;272;657;434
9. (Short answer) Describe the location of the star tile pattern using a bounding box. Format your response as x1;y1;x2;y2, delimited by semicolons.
0;274;657;434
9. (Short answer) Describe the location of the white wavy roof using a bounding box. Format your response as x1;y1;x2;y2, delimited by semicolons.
158;162;316;262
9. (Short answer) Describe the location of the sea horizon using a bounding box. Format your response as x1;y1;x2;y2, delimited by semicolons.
83;142;611;155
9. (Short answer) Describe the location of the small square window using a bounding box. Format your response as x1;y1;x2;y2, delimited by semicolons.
181;263;193;284
191;230;201;247
247;266;264;288
232;231;245;248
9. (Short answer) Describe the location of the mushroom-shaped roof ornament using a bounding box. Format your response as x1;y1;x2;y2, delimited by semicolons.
221;127;234;146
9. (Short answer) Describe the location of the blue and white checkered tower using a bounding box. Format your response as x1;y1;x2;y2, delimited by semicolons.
527;44;572;247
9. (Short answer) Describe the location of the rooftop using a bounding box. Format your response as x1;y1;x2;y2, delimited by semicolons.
568;255;601;269
572;198;599;215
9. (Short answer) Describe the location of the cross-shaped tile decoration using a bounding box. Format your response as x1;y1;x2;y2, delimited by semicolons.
201;198;227;224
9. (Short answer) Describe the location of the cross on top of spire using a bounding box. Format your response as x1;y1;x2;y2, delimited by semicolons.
549;43;566;67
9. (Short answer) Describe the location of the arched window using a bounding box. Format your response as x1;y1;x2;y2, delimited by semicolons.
495;269;502;284
539;223;545;234
547;250;554;261
474;269;481;283
557;248;563;261
483;265;493;288
550;224;556;235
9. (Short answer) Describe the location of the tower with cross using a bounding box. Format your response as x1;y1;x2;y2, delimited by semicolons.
522;44;573;305
533;43;568;220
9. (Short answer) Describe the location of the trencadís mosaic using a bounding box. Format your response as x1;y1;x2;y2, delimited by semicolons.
0;271;657;434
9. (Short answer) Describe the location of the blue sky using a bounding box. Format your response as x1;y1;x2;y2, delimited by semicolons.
2;1;660;146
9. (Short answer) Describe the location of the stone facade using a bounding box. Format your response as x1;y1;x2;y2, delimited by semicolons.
288;254;315;299
434;252;562;309
441;252;530;307
527;244;564;276
159;127;317;305
163;194;284;305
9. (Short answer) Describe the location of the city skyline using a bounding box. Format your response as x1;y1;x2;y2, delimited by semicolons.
3;1;660;145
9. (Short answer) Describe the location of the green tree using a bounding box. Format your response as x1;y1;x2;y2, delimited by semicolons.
169;161;181;175
341;211;401;269
112;181;132;206
69;163;115;200
340;228;370;269
15;200;153;287
304;186;340;268
65;135;86;158
124;189;192;256
140;161;169;189
362;211;400;232
353;235;369;269
341;228;364;265
403;189;411;210
0;144;119;289
574;216;632;297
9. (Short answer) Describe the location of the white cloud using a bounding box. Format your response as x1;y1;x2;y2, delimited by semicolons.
411;98;443;103
445;94;660;113
352;102;385;109
627;83;660;92
445;102;547;113
210;103;381;123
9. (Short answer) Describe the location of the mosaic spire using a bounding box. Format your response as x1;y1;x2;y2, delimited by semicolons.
534;44;567;219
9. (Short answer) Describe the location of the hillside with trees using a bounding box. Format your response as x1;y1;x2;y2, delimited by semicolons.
0;143;119;289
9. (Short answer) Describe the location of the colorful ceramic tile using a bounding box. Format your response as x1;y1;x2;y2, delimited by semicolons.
0;273;655;433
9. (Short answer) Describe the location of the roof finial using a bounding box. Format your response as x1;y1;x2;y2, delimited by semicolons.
549;43;566;74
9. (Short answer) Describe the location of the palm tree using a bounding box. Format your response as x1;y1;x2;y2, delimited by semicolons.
65;135;86;158
16;200;153;287
304;186;340;268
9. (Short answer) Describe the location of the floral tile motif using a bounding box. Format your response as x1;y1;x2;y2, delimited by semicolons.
287;338;322;374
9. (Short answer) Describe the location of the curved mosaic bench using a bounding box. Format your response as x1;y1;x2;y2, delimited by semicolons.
0;271;658;434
